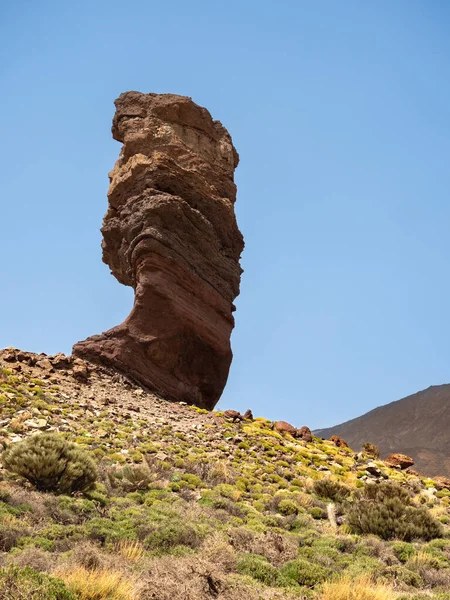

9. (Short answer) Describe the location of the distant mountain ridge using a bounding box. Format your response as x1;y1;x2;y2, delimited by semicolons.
315;384;450;478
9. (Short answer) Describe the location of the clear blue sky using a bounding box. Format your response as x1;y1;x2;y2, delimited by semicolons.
2;1;450;429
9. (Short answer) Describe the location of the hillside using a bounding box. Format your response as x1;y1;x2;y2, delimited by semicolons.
1;347;450;599
315;385;450;479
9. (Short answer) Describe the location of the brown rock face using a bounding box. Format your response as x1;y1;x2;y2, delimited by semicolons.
298;425;313;443
433;476;450;490
330;435;349;448
385;453;415;469
273;421;298;437
73;92;244;409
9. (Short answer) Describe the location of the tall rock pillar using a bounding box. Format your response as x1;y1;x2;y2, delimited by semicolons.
73;92;244;409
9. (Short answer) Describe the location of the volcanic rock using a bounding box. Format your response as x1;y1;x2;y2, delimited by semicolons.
298;426;313;443
330;435;349;448
73;92;244;409
273;421;298;437
434;476;450;490
223;409;253;422
385;453;415;470
224;410;243;422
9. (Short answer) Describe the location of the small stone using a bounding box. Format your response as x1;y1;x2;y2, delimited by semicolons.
24;418;47;429
155;452;168;461
72;364;89;382
35;358;54;371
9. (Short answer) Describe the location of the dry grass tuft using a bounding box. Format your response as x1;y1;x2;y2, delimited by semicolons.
117;539;144;563
56;566;136;600
318;575;394;600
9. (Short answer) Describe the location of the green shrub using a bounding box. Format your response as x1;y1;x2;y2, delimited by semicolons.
391;541;416;563
2;434;97;494
144;521;205;552
278;558;330;587
310;506;326;520
313;479;350;502
277;499;299;515
362;442;380;458
346;482;443;541
111;464;152;491
0;565;75;599
237;554;278;585
381;565;423;587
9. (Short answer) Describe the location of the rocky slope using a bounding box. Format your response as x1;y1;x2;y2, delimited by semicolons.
1;348;450;600
73;91;244;410
315;385;450;479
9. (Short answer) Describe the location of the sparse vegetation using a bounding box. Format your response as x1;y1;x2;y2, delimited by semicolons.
56;567;136;600
362;443;380;459
0;565;75;600
318;576;392;600
346;482;443;541
0;356;449;599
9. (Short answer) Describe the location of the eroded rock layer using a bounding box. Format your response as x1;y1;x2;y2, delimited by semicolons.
73;92;244;409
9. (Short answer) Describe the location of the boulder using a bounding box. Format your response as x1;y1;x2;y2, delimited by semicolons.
298;426;313;443
223;410;243;423
384;453;415;470
73;92;243;409
242;409;253;421
434;476;450;490
273;421;298;437
330;435;348;448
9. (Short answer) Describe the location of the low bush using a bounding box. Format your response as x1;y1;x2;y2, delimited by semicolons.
278;558;330;587
346;482;442;541
236;553;278;585
391;541;416;563
110;464;153;492
380;565;423;588
313;479;350;503
2;434;97;494
0;565;75;600
362;443;380;459
143;520;205;552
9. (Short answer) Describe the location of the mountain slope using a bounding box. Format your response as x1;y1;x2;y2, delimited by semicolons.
315;385;450;478
1;348;450;599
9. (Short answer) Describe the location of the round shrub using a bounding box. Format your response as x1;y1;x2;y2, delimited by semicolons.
2;433;97;494
237;554;278;585
313;479;350;503
362;443;380;458
310;506;326;520
278;558;330;587
277;499;299;515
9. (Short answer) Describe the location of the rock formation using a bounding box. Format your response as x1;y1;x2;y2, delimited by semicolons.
384;453;415;470
223;409;253;422
298;425;313;443
330;435;349;448
73;92;244;409
273;421;298;437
